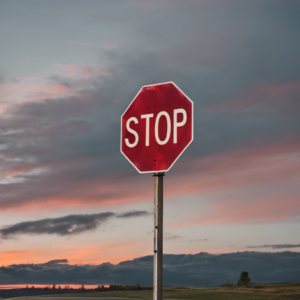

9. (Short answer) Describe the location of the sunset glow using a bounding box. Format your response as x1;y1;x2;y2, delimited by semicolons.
0;0;299;286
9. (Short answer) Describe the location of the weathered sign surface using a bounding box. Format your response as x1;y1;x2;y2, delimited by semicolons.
121;82;193;173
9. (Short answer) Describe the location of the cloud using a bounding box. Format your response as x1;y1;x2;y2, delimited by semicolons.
0;211;150;239
247;244;300;249
171;195;300;228
44;259;68;265
0;213;114;238
0;130;299;229
0;252;300;286
117;210;151;218
55;64;111;78
0;1;300;215
164;235;181;241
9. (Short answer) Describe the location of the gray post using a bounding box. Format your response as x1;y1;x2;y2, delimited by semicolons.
153;172;164;300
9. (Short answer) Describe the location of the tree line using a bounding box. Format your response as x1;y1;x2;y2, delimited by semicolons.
24;283;151;291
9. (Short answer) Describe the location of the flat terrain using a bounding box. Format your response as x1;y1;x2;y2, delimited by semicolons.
3;282;300;300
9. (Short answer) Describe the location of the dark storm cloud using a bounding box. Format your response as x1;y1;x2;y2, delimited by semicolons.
1;1;300;210
117;210;151;218
0;252;300;286
0;211;150;239
0;213;114;238
44;259;68;265
247;244;300;249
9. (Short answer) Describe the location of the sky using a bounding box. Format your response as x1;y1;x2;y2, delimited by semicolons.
0;0;300;281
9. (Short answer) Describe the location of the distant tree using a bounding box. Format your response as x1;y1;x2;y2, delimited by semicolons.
52;284;56;290
237;271;251;286
81;284;85;290
58;286;61;290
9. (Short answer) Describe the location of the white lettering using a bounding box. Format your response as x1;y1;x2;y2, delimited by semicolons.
173;108;187;143
125;117;139;148
155;111;171;145
141;113;154;146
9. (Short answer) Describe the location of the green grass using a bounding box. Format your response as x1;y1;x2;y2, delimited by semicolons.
46;284;300;300
47;290;152;299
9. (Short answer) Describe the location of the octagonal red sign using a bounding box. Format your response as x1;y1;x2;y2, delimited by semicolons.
121;82;193;173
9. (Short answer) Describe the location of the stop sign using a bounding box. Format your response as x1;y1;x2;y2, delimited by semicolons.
121;82;193;173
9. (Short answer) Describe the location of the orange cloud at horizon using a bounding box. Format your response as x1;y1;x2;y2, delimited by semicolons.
0;250;46;267
0;242;254;267
64;241;150;265
0;240;151;267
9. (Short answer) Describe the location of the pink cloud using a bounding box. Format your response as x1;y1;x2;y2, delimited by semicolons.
55;64;112;78
2;137;299;228
0;77;76;112
162;139;300;227
0;81;26;106
262;81;300;96
23;84;69;95
210;80;300;110
0;83;15;97
171;196;300;228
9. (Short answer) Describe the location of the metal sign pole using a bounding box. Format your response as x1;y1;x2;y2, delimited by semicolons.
153;172;164;300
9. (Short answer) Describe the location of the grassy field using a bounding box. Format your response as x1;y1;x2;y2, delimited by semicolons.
44;282;300;300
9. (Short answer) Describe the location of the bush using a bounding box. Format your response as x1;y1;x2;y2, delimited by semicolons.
221;279;234;287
